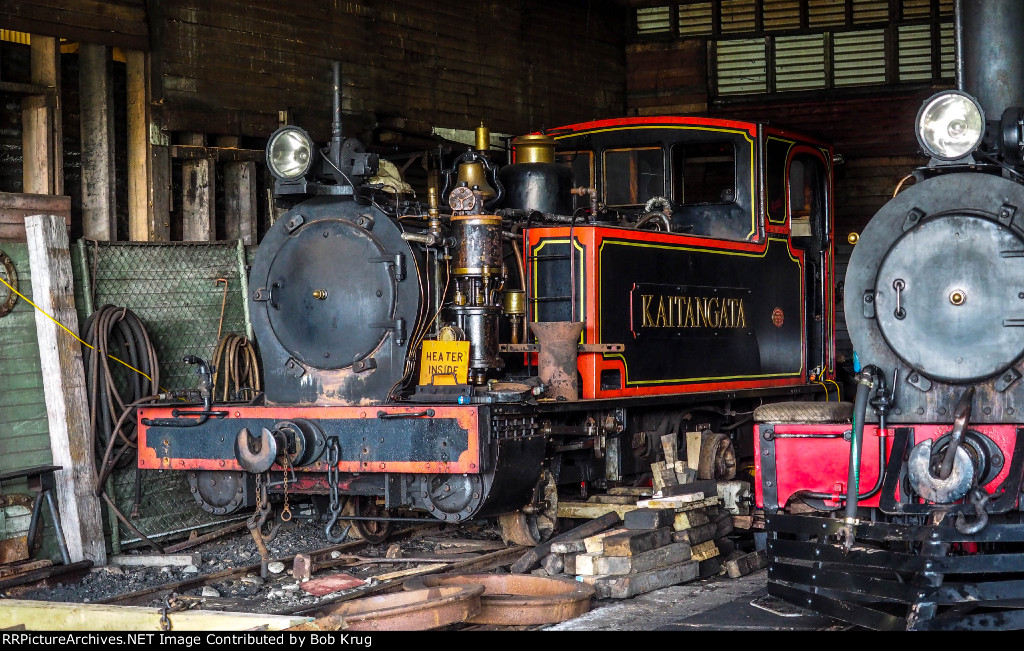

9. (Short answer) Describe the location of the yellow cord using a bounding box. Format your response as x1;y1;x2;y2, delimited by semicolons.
814;380;830;401
826;378;842;402
0;274;161;387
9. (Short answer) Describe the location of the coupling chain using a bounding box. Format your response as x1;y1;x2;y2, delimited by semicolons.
325;439;348;543
281;453;292;522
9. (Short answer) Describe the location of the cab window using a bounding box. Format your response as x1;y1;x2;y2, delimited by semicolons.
672;141;736;205
556;150;594;189
603;147;664;207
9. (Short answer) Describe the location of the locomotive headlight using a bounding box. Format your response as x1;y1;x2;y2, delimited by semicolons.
267;126;315;180
916;91;985;161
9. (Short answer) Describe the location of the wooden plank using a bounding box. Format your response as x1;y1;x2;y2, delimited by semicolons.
724;550;768;579
549;540;587;554
557;501;638;521
661;433;678;466
624;508;676;530
673;509;711;532
510;511;621;574
22;37;60;196
127;50;152;242
672;522;717;546
576;542;692;577
181;133;214;241
109;553;200;568
0;599;309;631
0;193;70;241
636;494;705;508
223;161;258;244
25;214;106;565
600;527;672;557
690;541;720;562
607;487;653;497
579;560;699;599
585;494;637;505
685;431;703;470
583;528;629;554
79;43;116;241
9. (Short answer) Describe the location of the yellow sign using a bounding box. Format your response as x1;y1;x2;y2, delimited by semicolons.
418;340;470;385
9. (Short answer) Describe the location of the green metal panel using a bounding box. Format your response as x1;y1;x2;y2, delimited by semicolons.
0;243;57;558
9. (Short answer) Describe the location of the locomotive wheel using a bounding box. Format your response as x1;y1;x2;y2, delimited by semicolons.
697;431;737;480
351;495;392;544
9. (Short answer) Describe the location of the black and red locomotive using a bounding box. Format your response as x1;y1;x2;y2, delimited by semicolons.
136;66;836;553
756;1;1024;631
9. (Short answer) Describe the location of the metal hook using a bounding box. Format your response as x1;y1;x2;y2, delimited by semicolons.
955;487;992;535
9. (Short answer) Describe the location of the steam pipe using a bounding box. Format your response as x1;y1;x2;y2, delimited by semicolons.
961;0;1024;120
330;61;343;169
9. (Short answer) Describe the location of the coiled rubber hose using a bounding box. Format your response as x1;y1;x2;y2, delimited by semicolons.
211;333;261;401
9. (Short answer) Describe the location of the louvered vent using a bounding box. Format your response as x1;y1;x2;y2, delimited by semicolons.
898;24;931;81
834;29;887;86
901;0;931;19
637;7;672;35
717;38;767;94
776;34;827;91
764;0;801;31
939;22;954;79
678;2;713;36
808;0;846;27
852;0;889;24
721;0;757;33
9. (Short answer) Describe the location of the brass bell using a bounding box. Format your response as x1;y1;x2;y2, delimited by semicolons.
456;160;497;199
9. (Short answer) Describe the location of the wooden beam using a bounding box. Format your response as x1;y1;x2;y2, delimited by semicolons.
0;599;310;631
126;49;148;241
22;36;61;196
224;161;258;244
25;214;106;565
0;192;70;241
79;43;116;240
181;133;214;241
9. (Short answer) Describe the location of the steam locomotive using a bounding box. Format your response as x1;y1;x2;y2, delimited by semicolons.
136;65;835;551
757;3;1024;631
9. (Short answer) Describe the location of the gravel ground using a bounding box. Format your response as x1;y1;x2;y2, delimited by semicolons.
7;508;505;615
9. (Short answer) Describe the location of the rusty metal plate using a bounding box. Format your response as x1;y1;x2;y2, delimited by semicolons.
305;584;484;631
404;573;595;625
0;537;29;564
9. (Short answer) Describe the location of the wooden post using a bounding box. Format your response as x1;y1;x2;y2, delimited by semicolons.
182;133;214;241
127;50;170;242
79;43;116;240
22;36;61;196
224;162;258;244
25;214;106;565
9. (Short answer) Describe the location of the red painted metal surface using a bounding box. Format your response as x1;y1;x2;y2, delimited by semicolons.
755;422;1019;509
136;404;481;474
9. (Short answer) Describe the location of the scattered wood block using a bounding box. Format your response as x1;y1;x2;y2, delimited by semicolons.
661;434;678;467
511;511;622;574
580;560;699;599
685;431;703;469
557;501;638;521
624;508;676;530
110;553;201;568
576;542;692;576
657;480;718;499
584;528;629;554
714;512;734;538
608;487;653;497
674;462;695;484
673;509;710;531
586;495;637;505
636;494;704;508
550;540;587;554
650;461;667;492
731;515;754;530
698;557;722;579
541;553;564;576
300;573;367;597
672;522;717;546
691;540;720;562
601;527;672;556
715;536;736;557
724;550;767;579
660;465;679;487
563;553;576;575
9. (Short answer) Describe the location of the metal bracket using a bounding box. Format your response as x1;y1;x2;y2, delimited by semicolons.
285;214;305;233
998;203;1018;227
354;214;375;231
353;356;377;373
370;317;407;346
862;291;875;318
903;207;925;232
907;371;932;392
284;357;306;378
995;367;1021;392
370;253;406;282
